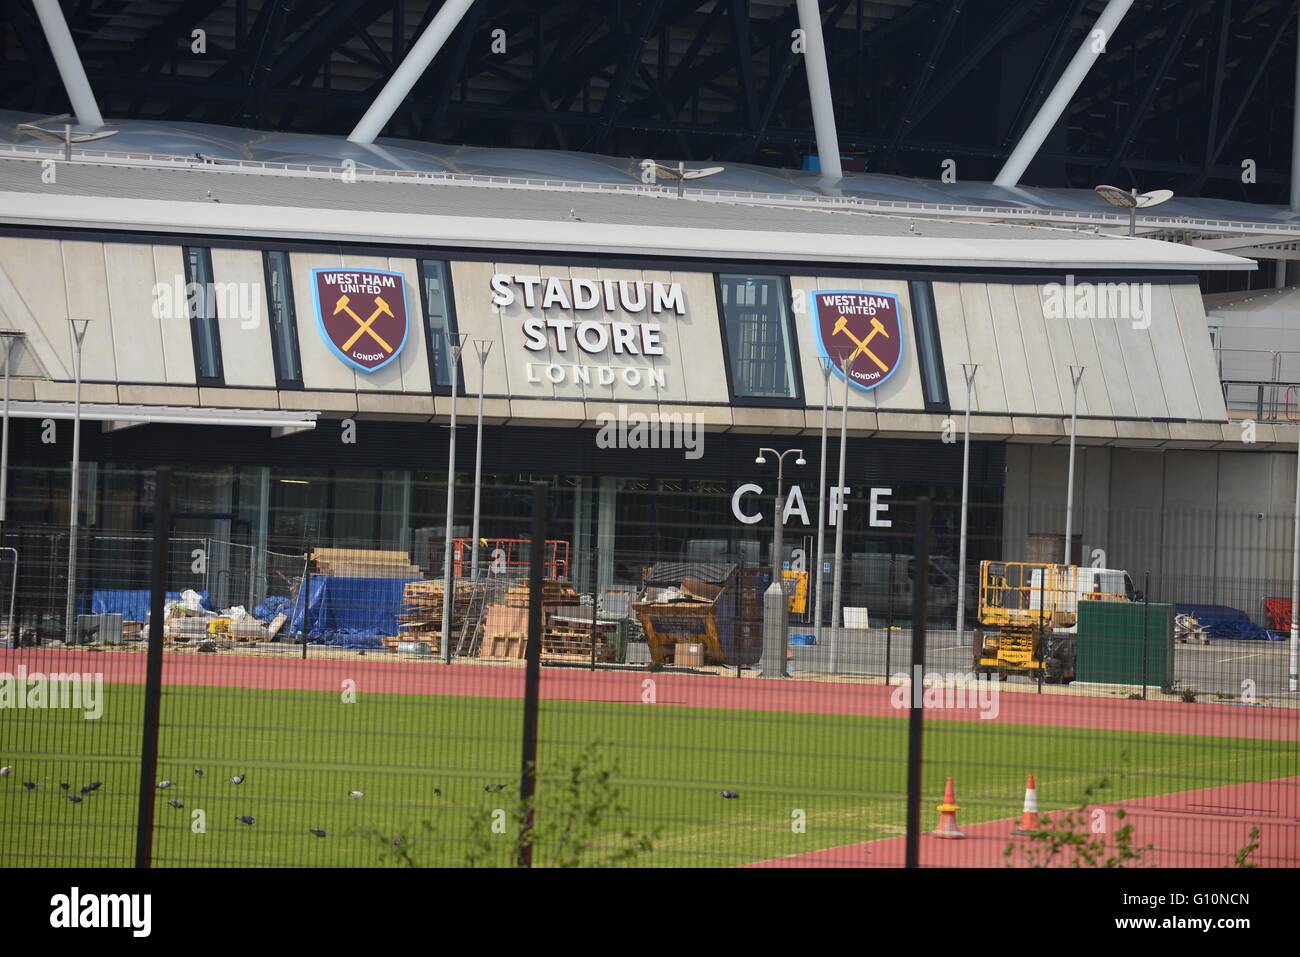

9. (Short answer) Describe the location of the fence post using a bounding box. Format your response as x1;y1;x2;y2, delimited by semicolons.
590;542;598;671
134;466;172;868
301;545;312;660
1142;570;1150;700
885;554;894;682
904;497;930;869
517;481;547;868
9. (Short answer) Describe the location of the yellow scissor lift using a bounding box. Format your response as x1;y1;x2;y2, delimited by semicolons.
973;561;1073;681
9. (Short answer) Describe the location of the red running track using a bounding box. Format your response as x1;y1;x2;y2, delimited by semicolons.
750;776;1300;868
3;647;1296;739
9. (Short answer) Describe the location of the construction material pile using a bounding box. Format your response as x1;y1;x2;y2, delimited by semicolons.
393;579;477;652
311;547;421;579
479;578;584;660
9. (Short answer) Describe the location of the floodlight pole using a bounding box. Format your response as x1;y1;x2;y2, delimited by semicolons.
813;358;834;645
1064;366;1085;566
830;354;854;674
469;340;494;582
955;364;978;643
441;333;468;663
64;320;89;639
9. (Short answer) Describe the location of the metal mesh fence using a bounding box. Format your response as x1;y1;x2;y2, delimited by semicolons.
1;484;1296;868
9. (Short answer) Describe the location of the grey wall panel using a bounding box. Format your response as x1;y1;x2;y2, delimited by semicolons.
1011;284;1063;416
958;283;1009;412
209;248;276;389
932;281;972;410
1062;308;1113;419
0;237;72;378
1107;449;1165;584
449;260;509;398
986;284;1035;415
1145;284;1200;419
103;243;166;384
1170;283;1228;421
60;241;117;381
1111;304;1168;420
1080;445;1111;561
152;246;195;385
1214;452;1275;587
290;251;355;392
1161;450;1219;582
1002;443;1032;558
672;270;728;405
1083;300;1137;419
1037;286;1088;416
386;257;431;395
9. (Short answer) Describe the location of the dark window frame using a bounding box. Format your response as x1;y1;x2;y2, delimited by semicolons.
262;249;304;389
714;273;805;408
182;245;224;386
908;280;950;412
416;259;465;396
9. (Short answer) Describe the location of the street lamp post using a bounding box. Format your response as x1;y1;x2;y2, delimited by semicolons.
830;354;854;674
955;364;978;644
469;339;494;583
0;331;24;524
1290;422;1300;692
756;446;805;678
440;332;468;663
64;319;89;640
1064;366;1086;566
813;358;834;646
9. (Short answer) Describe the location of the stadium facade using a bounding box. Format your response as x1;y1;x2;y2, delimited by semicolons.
0;123;1294;616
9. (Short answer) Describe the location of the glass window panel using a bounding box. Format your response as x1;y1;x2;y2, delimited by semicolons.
183;246;224;383
265;250;302;384
718;274;798;399
421;260;459;389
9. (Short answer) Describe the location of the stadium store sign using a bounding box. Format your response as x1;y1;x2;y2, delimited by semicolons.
491;273;683;390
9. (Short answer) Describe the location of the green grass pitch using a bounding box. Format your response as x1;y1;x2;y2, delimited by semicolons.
1;682;1293;867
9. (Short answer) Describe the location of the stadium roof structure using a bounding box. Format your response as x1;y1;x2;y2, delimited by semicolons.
0;123;1253;272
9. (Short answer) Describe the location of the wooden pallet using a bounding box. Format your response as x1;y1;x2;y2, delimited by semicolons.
542;627;613;662
502;580;579;608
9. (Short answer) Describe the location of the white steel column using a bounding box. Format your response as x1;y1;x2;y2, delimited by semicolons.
829;355;854;673
995;0;1135;187
32;0;104;129
813;359;833;645
349;0;479;144
64;320;89;639
440;333;468;662
1063;366;1085;566
0;332;22;523
469;340;493;581
795;0;843;182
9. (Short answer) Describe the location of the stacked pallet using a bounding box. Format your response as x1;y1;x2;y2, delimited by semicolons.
501;579;579;608
311;547;421;579
396;579;475;650
542;625;615;663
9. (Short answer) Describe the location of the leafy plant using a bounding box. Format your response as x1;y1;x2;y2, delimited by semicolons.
1005;805;1152;868
362;740;657;868
1234;825;1261;868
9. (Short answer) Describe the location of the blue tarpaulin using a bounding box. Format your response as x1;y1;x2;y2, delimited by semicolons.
287;576;415;649
1175;603;1282;642
91;589;211;620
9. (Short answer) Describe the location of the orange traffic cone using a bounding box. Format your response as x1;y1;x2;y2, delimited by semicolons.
1011;774;1039;835
933;776;964;839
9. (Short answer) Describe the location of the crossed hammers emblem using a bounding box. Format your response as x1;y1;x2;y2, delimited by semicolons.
831;314;890;372
334;294;395;353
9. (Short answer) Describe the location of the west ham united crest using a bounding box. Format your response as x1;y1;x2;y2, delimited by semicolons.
812;290;904;392
312;268;409;373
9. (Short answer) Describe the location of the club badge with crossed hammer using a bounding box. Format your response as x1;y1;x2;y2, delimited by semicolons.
333;293;396;355
831;312;890;372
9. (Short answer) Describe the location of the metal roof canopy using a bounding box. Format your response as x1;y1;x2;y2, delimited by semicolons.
3;401;318;436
